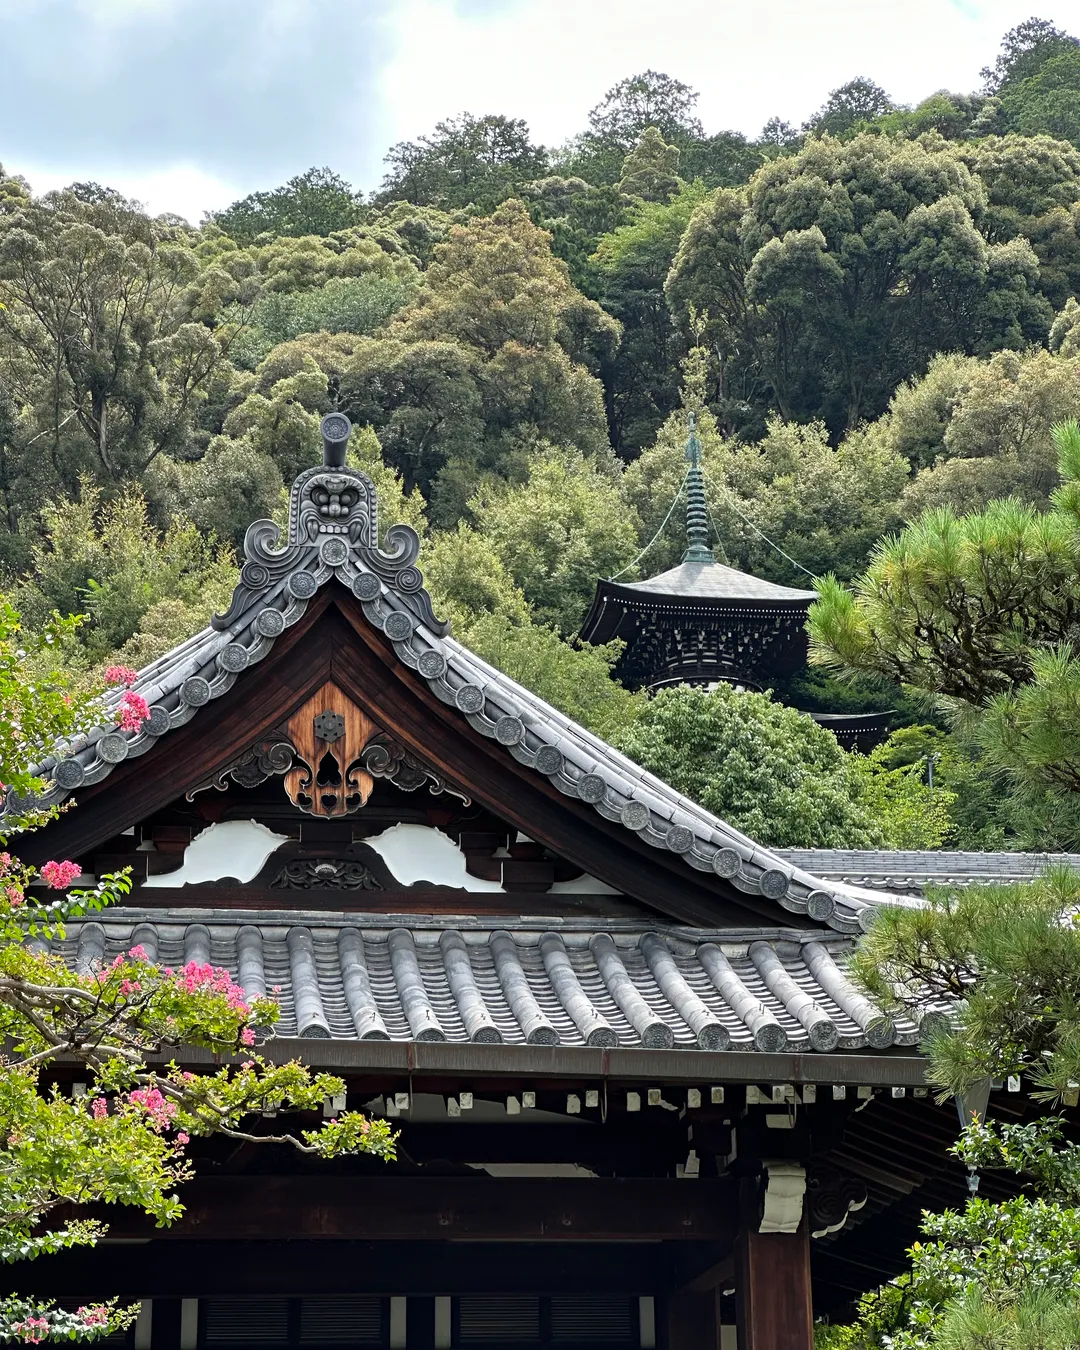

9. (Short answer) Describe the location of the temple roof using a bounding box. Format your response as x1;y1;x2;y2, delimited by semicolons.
50;911;924;1052
775;849;1080;896
620;560;817;604
8;414;916;937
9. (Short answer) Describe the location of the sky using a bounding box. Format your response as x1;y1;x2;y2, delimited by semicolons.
0;0;1068;222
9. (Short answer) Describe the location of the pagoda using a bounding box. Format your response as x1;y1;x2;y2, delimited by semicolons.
580;419;890;748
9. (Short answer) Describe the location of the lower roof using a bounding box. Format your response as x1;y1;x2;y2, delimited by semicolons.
774;849;1079;895
620;560;817;603
51;912;923;1055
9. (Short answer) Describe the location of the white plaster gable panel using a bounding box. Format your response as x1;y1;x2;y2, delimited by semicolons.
142;820;290;888
364;824;505;892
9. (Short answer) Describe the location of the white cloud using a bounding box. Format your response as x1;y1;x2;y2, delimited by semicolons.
380;0;1059;150
19;162;243;223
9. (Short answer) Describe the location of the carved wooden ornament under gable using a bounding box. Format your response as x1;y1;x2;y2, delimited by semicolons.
185;681;463;814
284;682;377;817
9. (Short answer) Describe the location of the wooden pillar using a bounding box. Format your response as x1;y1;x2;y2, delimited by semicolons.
735;1215;812;1350
664;1289;720;1349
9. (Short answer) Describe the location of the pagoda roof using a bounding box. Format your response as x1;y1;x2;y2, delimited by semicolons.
9;414;914;941
620;559;817;604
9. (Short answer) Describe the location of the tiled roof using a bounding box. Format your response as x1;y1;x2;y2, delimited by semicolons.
49;912;925;1052
774;850;1080;895
622;560;817;603
6;417;911;935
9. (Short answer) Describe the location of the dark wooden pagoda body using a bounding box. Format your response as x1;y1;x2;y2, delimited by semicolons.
578;443;891;751
14;422;1000;1349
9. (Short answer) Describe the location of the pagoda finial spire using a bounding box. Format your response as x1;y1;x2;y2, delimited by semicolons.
682;412;715;563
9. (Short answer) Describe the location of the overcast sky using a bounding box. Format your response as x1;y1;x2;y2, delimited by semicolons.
1;0;1067;221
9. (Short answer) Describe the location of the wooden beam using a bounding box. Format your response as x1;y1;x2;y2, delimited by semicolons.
9;1240;680;1299
683;1255;735;1294
129;1036;929;1088
79;1177;738;1243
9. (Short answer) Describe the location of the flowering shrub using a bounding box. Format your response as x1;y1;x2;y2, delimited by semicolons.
0;604;396;1342
2;1296;120;1342
0;939;396;1341
104;664;150;733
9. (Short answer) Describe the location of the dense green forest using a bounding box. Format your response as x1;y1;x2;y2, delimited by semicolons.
5;16;1080;851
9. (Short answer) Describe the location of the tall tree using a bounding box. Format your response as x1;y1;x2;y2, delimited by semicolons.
208;167;365;242
999;46;1080;147
957;134;1080;309
592;185;706;454
378;114;547;209
616;127;683;203
0;187;251;504
803;77;896;136
981;17;1079;94
587;71;704;153
356;199;618;516
467;443;638;633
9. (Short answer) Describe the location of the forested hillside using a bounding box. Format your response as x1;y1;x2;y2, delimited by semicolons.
5;17;1080;851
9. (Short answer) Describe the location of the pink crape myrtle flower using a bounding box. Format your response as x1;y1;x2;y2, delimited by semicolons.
103;665;138;687
118;690;150;732
39;860;81;890
127;1086;177;1131
240;1026;256;1046
91;1098;108;1120
175;961;250;1012
12;1315;50;1343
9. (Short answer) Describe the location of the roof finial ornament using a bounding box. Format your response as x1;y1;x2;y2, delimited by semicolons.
320;412;352;468
682;411;715;564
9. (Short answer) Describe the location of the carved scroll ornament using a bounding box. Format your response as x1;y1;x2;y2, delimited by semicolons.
187;683;460;818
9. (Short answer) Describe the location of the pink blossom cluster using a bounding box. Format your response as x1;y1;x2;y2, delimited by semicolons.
0;852;24;907
76;1307;110;1327
118;689;150;733
103;665;138;687
11;1316;49;1343
127;1086;177;1131
175;961;250;1016
40;859;81;890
